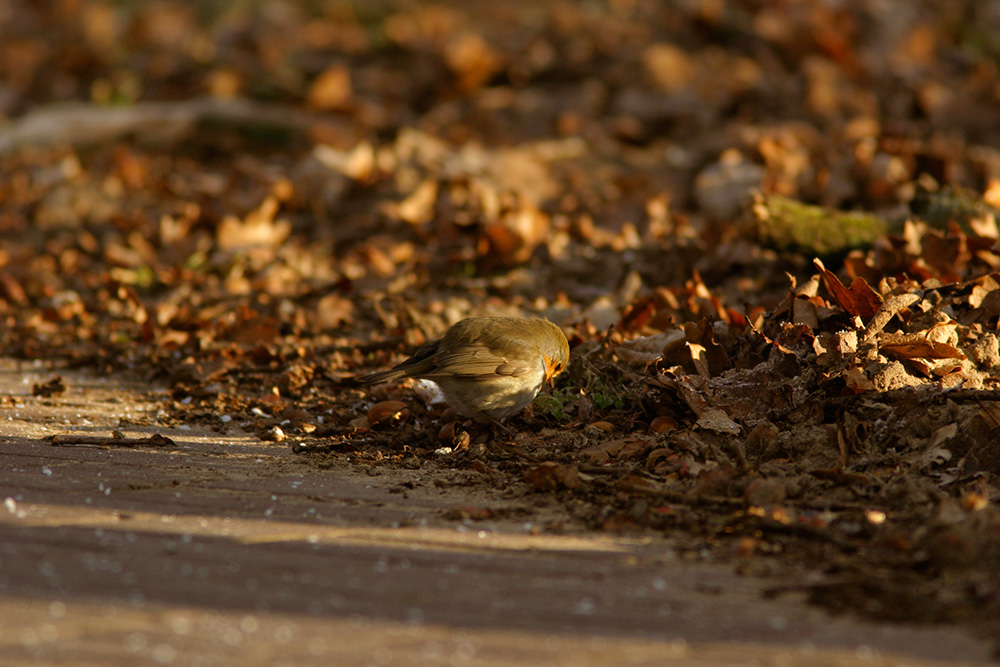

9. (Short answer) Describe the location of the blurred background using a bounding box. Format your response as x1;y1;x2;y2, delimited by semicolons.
2;0;1000;356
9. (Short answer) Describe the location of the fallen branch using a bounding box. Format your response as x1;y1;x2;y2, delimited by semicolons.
49;432;175;448
0;98;320;154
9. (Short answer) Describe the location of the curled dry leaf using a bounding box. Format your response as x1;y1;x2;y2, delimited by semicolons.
453;430;471;451
616;331;686;367
261;425;286;442
480;202;550;265
437;421;470;450
879;334;965;361
444;32;501;93
859;293;921;344
841;366;876;393
523;462;582;491
649;415;678;434
315;293;355;329
578;438;646;465
307;63;353;111
278;363;315;396
216;197;291;250
645;447;675;472
314;142;375;181
815;257;882;322
642;43;695;92
438;421;457;445
675;376;741;435
391;179;438;225
367;400;410;427
682;320;731;376
0;272;28;306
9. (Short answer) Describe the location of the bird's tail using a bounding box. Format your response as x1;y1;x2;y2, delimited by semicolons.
356;368;408;385
356;339;439;385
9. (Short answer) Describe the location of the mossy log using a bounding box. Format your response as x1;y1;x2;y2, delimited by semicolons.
749;193;888;255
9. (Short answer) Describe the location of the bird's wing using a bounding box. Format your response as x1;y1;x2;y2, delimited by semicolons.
429;343;536;379
358;339;440;384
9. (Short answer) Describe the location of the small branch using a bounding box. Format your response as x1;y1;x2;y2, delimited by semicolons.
0;98;318;155
49;432;175;448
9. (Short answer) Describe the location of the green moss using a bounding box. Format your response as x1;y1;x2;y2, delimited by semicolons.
750;194;888;255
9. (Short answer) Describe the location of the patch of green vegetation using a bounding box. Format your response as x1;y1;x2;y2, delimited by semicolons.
588;376;629;410
591;389;625;410
534;369;638;421
534;386;575;421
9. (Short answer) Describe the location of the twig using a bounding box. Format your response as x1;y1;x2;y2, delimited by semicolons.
49;432;175;448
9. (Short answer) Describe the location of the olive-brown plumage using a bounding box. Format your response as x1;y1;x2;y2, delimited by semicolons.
358;317;570;423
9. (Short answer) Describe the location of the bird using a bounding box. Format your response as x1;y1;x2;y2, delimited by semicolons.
358;316;570;427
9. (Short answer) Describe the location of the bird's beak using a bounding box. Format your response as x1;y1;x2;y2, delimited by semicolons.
543;356;562;386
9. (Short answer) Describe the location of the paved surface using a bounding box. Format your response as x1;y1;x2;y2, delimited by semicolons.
0;362;994;665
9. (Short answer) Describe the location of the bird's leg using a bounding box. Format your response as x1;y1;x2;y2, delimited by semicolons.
480;412;515;439
474;413;539;461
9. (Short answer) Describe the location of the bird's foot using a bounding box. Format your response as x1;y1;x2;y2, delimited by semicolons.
480;412;515;438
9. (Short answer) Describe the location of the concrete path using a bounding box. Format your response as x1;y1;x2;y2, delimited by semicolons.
0;362;993;665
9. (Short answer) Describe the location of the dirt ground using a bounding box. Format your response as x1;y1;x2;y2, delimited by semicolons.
0;361;994;666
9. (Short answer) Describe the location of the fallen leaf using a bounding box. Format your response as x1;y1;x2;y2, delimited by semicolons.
315;293;355;329
879;334;965;360
32;375;66;397
815;258;882;322
307;63;353;110
578;438;646;464
646;447;675;473
367;400;410;427
649;415;678;434
588;421;615;432
524;462;582;491
217;197;291;250
695;407;741;435
841;367;876;392
444;32;501;93
643;43;695;92
676;376;741;435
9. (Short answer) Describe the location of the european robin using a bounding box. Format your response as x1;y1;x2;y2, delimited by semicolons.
359;317;570;425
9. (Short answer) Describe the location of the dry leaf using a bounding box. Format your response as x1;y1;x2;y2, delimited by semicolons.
649;415;678;434
524;462;582;491
217;197;291;250
367;400;410;427
307;63;353;110
815;258;882;322
578;438;646;464
880;333;965;360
